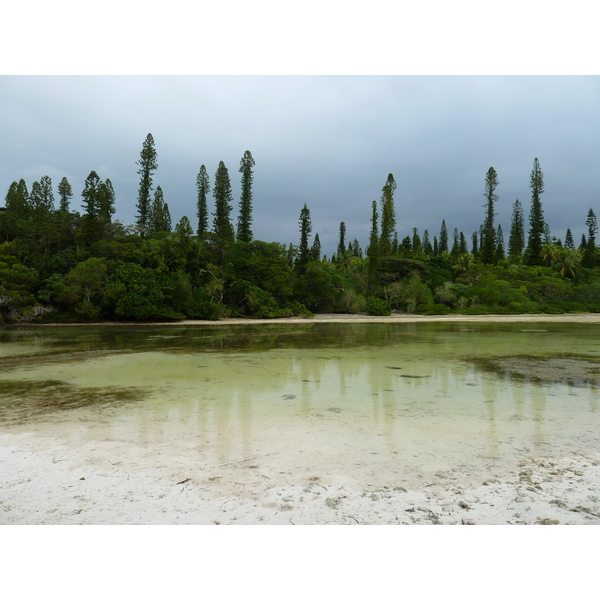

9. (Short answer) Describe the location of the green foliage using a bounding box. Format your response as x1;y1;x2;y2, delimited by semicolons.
480;167;499;264
365;296;390;316
525;158;546;266
213;161;235;243
136;133;158;233
237;150;255;243
104;263;166;320
196;165;210;237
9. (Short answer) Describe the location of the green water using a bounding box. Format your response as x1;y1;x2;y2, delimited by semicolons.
1;322;600;489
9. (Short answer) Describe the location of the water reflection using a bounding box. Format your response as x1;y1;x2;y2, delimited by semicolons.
1;322;600;488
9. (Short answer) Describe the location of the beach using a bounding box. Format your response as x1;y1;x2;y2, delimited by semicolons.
2;313;600;525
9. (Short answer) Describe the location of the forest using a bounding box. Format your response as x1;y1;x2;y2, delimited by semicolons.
1;134;599;324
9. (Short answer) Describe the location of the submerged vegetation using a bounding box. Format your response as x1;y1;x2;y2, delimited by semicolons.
1;134;599;324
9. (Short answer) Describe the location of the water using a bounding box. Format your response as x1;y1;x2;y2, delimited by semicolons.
1;322;599;491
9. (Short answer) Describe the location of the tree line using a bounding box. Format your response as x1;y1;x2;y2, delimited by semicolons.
1;134;599;323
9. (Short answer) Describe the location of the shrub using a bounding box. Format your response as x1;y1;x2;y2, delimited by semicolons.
365;296;391;316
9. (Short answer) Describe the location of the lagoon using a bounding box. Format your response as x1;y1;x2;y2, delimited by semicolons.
1;321;600;496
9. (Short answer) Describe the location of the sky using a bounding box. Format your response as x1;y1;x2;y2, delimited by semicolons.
1;75;599;257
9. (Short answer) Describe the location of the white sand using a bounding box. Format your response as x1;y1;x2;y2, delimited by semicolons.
3;313;600;525
2;429;600;525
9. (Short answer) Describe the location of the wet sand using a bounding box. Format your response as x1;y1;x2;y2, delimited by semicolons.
3;313;600;525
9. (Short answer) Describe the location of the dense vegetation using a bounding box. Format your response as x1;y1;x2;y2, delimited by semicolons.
1;134;599;323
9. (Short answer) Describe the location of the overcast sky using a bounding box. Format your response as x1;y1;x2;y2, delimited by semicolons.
1;75;599;257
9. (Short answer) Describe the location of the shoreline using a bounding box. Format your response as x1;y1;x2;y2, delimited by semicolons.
2;312;600;525
29;312;600;327
2;430;599;525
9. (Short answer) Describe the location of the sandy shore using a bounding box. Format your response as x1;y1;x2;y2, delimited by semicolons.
2;429;600;525
3;312;600;525
37;312;600;327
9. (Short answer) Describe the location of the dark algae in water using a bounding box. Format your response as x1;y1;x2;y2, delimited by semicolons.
0;378;146;425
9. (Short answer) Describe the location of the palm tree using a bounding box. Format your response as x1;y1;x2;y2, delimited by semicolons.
541;243;559;267
552;248;581;279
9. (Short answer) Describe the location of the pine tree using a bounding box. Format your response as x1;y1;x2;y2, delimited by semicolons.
580;234;587;251
57;177;73;212
237;150;255;243
379;174;396;257
337;221;346;257
459;232;468;255
212;161;234;243
367;200;379;266
480;167;499;264
544;224;552;245
412;228;422;255
81;171;101;218
136;133;158;234
524;158;545;266
98;178;116;221
495;224;505;262
584;208;598;267
439;220;448;254
433;236;439;256
196;165;210;237
422;230;432;255
311;232;321;262
508;199;525;258
149;186;171;234
81;171;103;244
471;232;478;255
451;228;460;257
564;228;575;250
296;203;312;271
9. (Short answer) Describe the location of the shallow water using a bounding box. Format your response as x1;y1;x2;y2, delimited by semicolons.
1;322;600;491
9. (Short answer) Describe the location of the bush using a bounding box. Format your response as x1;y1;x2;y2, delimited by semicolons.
365;296;391;316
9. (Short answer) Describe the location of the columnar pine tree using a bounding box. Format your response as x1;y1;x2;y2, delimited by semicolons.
471;231;478;255
311;232;321;262
296;203;312;271
564;228;575;250
81;171;103;244
584;208;598;267
237;150;255;243
98;179;116;221
544;224;552;245
450;228;460;257
433;236;439;256
480;167;499;264
337;221;346;257
212;161;234;243
367;200;380;266
57;177;73;212
135;134;158;234
439;220;448;254
524;158;545;266
412;228;422;255
149;186;171;234
508;199;525;258
495;224;505;262
379;174;396;257
422;230;432;255
459;232;468;255
580;234;587;251
196;165;210;237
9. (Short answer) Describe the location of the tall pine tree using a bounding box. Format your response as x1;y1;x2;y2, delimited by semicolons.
480;167;499;264
296;203;312;271
508;199;525;258
135;133;158;234
196;165;210;238
237;150;255;243
524;158;545;266
379;174;396;257
212;161;234;243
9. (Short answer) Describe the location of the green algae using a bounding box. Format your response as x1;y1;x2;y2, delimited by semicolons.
0;378;146;425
